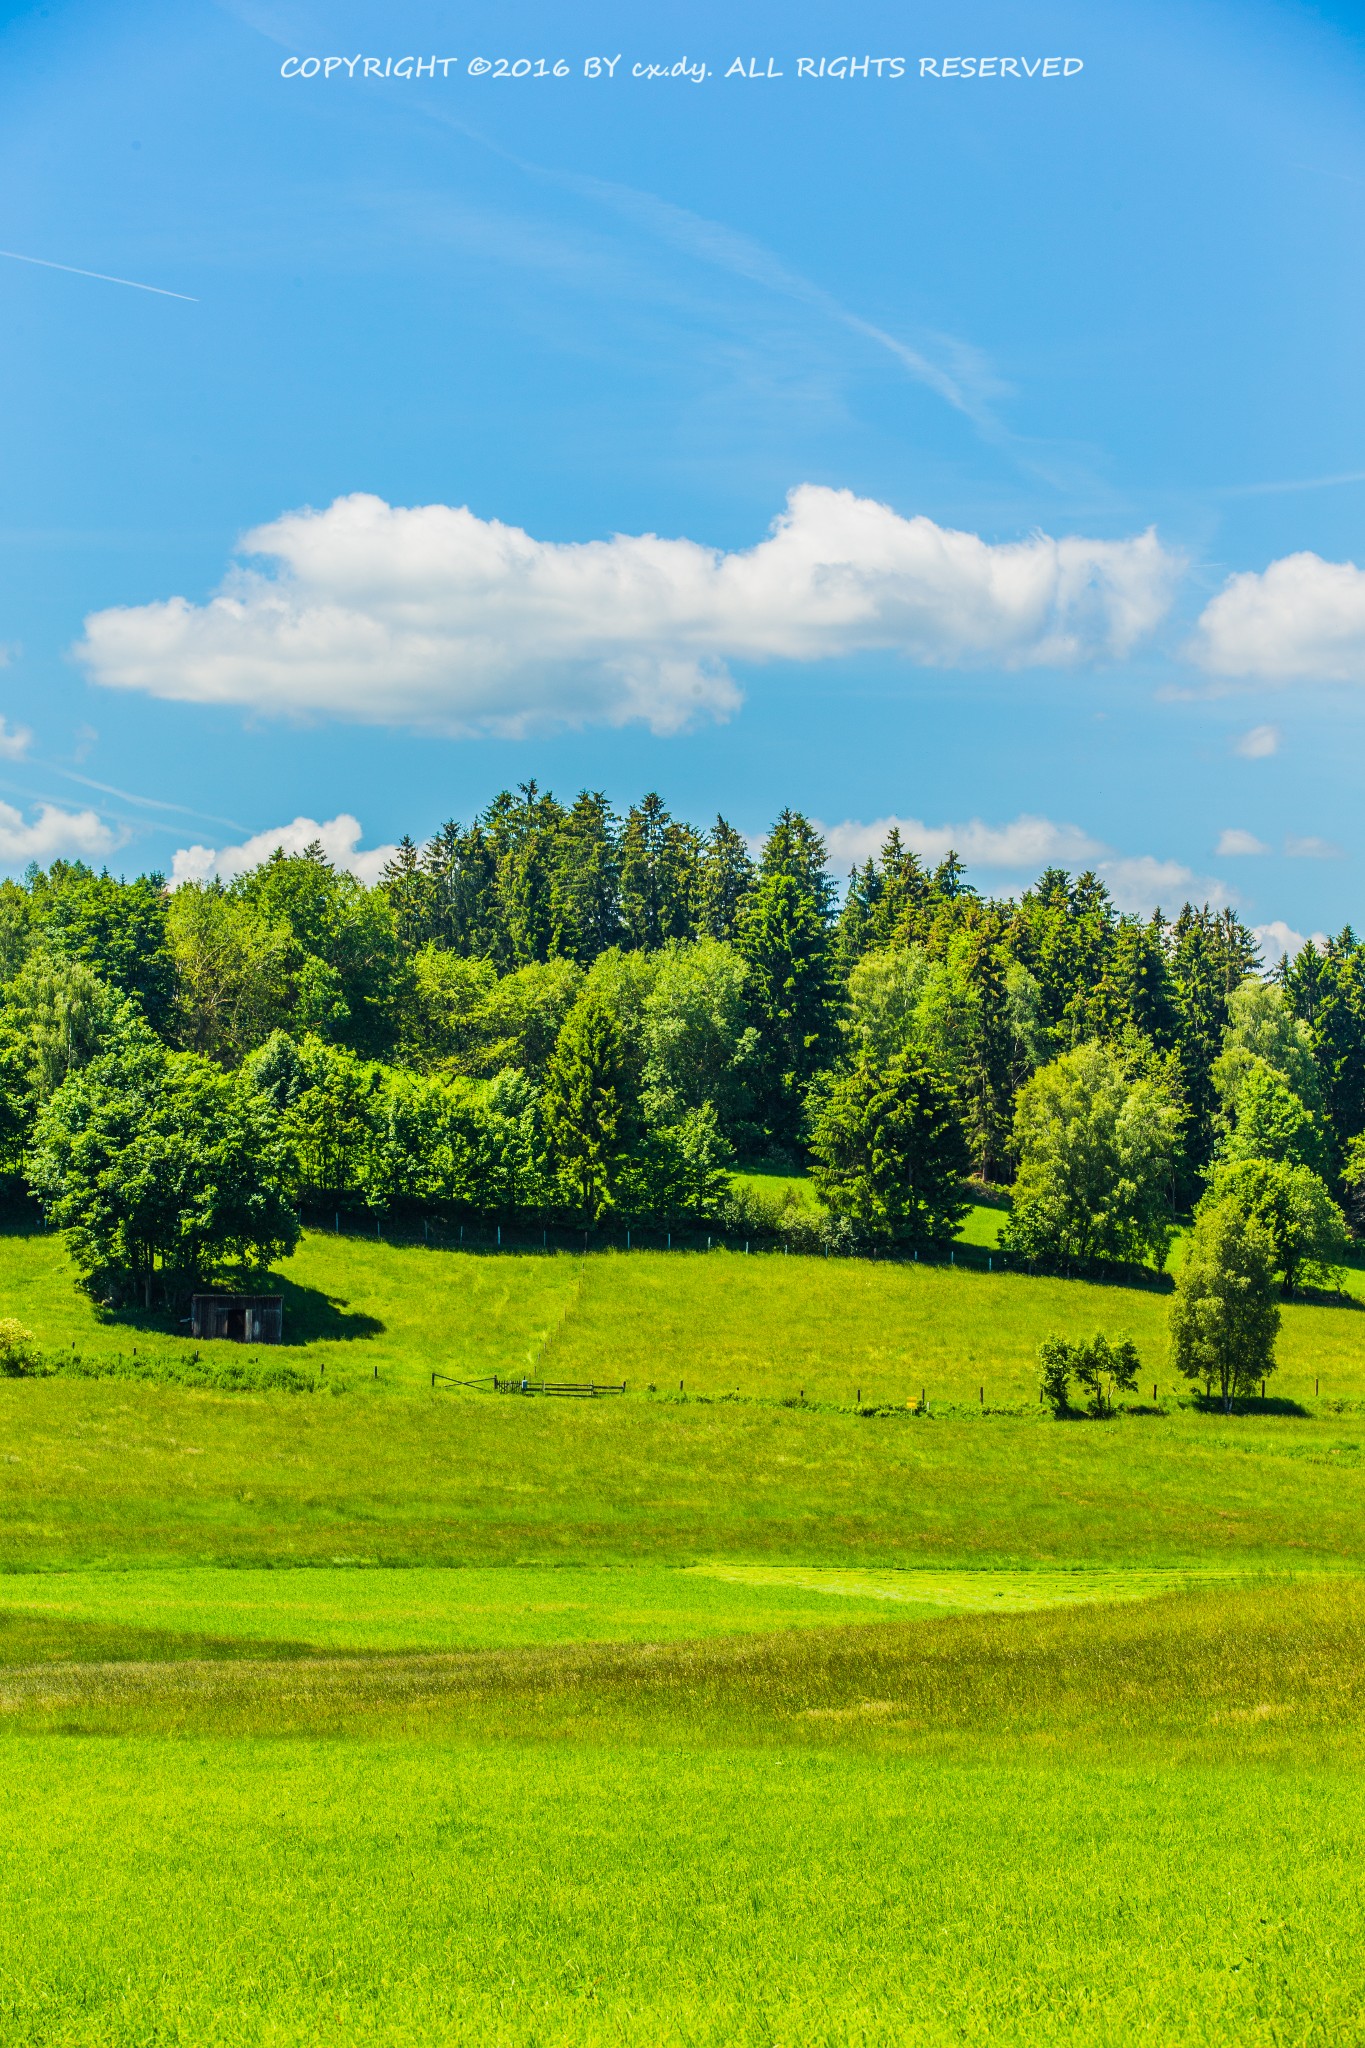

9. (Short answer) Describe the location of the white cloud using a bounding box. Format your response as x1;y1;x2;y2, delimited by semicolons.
0;801;120;867
170;814;398;888
75;487;1181;737
822;811;1105;872
1254;920;1328;966
1216;828;1269;856
1234;723;1280;759
1284;833;1343;859
1191;552;1365;682
0;717;31;759
1096;855;1231;916
820;811;1228;916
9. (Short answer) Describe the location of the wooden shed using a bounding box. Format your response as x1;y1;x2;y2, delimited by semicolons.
190;1294;283;1344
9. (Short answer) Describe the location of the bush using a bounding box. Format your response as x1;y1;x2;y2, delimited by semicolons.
0;1317;41;1377
1037;1332;1140;1419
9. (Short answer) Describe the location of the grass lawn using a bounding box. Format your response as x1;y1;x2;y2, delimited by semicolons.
2;1583;1365;2043
5;1222;1365;1409
4;1225;1365;2040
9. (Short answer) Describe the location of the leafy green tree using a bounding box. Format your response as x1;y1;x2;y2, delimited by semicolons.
478;784;565;968
1217;1057;1327;1174
1001;1041;1182;1271
166;885;293;1064
843;946;931;1067
1038;1336;1074;1416
1037;1333;1140;1419
640;938;757;1145
394;950;580;1081
28;1042;299;1306
0;952;139;1104
28;862;175;1033
543;989;634;1221
1217;978;1322;1112
263;1036;382;1207
0;881;32;985
834;828;932;970
1168;904;1263;1183
397;948;499;1072
1170;1199;1280;1411
231;844;405;1055
1203;1157;1348;1293
808;1050;969;1246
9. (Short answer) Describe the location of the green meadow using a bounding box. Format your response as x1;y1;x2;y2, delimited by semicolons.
3;1223;1365;2041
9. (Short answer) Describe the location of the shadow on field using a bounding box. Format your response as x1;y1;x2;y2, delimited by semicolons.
92;1276;384;1347
1192;1394;1311;1418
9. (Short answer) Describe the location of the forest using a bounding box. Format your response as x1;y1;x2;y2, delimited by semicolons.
1;781;1361;1310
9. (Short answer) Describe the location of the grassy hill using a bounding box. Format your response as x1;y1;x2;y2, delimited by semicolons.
3;1223;1365;2043
6;1218;1365;1407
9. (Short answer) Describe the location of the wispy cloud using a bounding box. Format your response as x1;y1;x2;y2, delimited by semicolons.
1235;723;1280;758
0;248;197;302
1216;828;1269;856
1285;834;1344;859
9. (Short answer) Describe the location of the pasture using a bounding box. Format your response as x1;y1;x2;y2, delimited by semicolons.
2;1222;1364;2042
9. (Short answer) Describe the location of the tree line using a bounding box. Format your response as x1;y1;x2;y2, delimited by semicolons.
3;781;1364;1308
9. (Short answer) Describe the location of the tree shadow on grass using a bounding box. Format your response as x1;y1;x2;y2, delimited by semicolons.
91;1274;383;1348
1191;1394;1311;1418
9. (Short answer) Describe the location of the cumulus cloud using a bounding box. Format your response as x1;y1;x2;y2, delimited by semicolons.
822;812;1105;873
75;487;1180;737
1284;833;1343;859
0;801;120;867
1096;855;1231;916
1254;920;1328;966
1234;723;1280;759
1191;552;1365;682
820;811;1229;915
0;717;31;760
170;814;398;888
1216;828;1269;856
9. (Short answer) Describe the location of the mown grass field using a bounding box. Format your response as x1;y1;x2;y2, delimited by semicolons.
6;1215;1365;1407
3;1222;1365;2041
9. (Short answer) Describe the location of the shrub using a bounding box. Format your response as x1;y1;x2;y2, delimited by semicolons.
1037;1332;1140;1419
0;1317;40;1377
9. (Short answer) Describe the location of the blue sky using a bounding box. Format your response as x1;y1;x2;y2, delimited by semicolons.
3;0;1365;954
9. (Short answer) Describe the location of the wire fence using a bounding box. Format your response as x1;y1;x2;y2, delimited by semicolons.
307;1207;1176;1292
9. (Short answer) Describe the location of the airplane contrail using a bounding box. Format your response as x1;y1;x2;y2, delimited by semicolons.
0;247;197;301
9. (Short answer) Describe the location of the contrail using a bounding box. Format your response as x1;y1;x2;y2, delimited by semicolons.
0;247;197;301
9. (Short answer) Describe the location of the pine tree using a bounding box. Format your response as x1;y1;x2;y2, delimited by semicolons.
543;990;632;1221
699;817;755;942
551;791;621;965
740;812;835;1154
